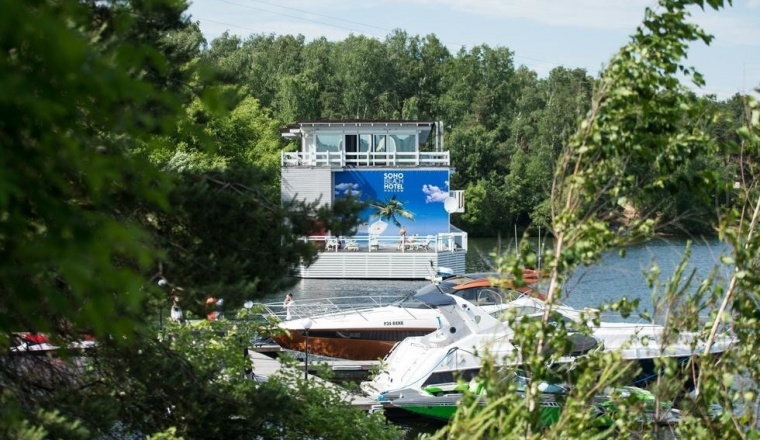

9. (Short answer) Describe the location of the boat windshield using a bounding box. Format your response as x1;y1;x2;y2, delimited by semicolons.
397;276;525;309
512;372;567;394
392;283;443;309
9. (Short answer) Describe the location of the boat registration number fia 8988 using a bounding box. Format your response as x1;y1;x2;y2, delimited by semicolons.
383;321;404;326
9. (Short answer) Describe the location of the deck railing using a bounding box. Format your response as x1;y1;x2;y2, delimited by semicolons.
307;232;467;253
281;150;450;168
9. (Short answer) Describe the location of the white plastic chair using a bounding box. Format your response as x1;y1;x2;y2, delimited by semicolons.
325;237;339;251
403;234;419;250
369;235;380;251
413;235;433;251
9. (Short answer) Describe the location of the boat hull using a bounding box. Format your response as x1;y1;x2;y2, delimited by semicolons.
275;328;433;360
388;385;678;427
271;271;544;360
392;395;562;425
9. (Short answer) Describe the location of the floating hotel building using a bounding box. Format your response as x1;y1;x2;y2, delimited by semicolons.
280;120;466;279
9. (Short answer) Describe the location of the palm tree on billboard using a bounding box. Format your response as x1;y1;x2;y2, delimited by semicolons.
369;195;415;229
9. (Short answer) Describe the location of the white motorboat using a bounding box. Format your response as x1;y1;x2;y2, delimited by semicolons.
384;372;681;426
266;269;543;360
360;288;735;401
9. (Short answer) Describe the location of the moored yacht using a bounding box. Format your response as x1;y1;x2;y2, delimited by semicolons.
270;269;542;360
385;372;681;426
10;332;96;354
360;287;735;401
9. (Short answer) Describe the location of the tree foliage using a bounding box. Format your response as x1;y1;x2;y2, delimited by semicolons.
0;0;374;438
3;0;758;438
426;1;760;439
194;17;747;238
0;0;187;344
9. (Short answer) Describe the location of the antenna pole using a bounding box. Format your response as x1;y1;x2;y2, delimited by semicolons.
514;225;518;256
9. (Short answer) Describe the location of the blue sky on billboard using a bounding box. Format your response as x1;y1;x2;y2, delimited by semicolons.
187;0;759;100
334;170;450;237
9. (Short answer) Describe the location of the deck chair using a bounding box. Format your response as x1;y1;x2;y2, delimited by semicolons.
369;235;380;251
402;235;418;250
325;237;339;251
344;239;359;251
412;235;432;251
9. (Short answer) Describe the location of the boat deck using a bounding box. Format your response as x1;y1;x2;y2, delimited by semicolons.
253;294;407;323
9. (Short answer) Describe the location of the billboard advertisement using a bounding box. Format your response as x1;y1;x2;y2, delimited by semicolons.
333;169;451;239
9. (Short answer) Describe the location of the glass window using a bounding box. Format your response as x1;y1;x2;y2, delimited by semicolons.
513;306;542;317
373;135;389;152
475;288;503;305
501;289;522;302
391;134;415;153
359;134;372;153
315;134;342;152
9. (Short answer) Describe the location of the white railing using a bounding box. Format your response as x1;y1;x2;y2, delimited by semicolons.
308;232;467;253
253;295;410;322
281;150;450;168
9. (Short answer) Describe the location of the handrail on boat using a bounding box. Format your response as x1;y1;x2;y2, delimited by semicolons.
252;295;407;322
399;304;435;320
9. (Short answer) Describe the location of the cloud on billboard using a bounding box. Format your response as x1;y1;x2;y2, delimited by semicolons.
423;184;449;204
334;182;361;197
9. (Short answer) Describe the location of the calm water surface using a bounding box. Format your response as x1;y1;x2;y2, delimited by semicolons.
268;236;731;316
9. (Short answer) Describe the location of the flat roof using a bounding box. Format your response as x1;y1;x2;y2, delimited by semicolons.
280;120;437;136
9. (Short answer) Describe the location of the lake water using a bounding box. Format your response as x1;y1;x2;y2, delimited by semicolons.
267;236;732;317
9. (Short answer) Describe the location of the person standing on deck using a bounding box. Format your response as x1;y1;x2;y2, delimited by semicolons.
283;292;293;320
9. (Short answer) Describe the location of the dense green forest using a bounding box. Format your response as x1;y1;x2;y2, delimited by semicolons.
197;25;748;238
2;0;760;438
